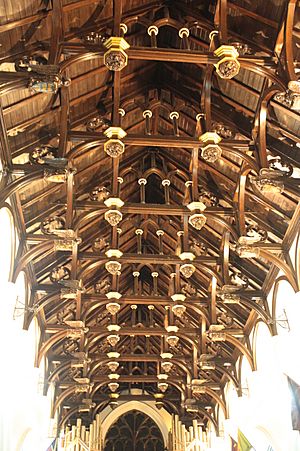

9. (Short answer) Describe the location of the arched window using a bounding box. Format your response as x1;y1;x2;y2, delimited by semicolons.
104;410;165;451
13;271;29;328
273;279;294;336
224;380;238;420
240;357;252;398
253;322;273;371
0;207;15;283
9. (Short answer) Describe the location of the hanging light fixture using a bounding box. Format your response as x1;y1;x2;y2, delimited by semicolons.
172;304;186;318
189;213;207;230
108;382;119;392
187;201;207;231
180;263;196;278
166;325;179;347
108;373;120;380
104;198;124;227
179;252;196;278
199;132;222;163
107;324;121;347
157;374;169;393
109;392;120;408
214;45;240;79
107;351;120;359
105;261;122;275
161;361;173;373
106;291;122;315
153;393;164;409
107;361;119;372
171;294;186;318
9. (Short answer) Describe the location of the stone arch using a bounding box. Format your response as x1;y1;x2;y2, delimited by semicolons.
101;400;170;447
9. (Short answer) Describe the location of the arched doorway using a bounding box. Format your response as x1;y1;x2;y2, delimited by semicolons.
104;410;165;451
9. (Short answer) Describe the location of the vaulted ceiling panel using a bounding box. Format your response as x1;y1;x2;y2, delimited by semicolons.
1;0;299;432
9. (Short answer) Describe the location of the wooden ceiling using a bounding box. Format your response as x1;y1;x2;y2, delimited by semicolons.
1;0;300;431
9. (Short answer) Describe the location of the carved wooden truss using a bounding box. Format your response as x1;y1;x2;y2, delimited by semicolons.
0;0;299;433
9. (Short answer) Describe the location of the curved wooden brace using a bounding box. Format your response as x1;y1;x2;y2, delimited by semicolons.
206;215;239;242
215;364;239;393
59;406;85;430
253;85;282;168
220;146;259;173
67;141;104;161
0;78;29;95
225;334;255;371
120;166;140;180
52;386;78;418
142;167;167;180
167;169;190;184
0;171;43;209
271;275;295;335
239;298;273;334
25;292;60;329
74;210;103;231
284;0;297;81
36;330;68;367
220;231;230;285
239;61;286;91
295;230;300;289
234;165;251;235
12;241;54;283
60;52;104;72
135;262;155;273
48;361;71;383
197;408;219;434
216;0;228;43
78;259;107;281
202;387;228;419
259;249;298;292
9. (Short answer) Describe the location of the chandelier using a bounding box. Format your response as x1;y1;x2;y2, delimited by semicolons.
180;263;195;278
108;382;119;392
105;261;122;275
157;374;169;393
106;302;121;315
107;325;121;347
107;361;119;372
172;304;186;318
161;361;173;373
199;132;222;163
104;209;123;226
104;126;127;157
166;335;179;347
166;325;179;347
109;393;120;408
189;213;207;230
103;37;130;71
107;334;120;346
214;45;240;79
104;197;124;226
107;351;120;359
